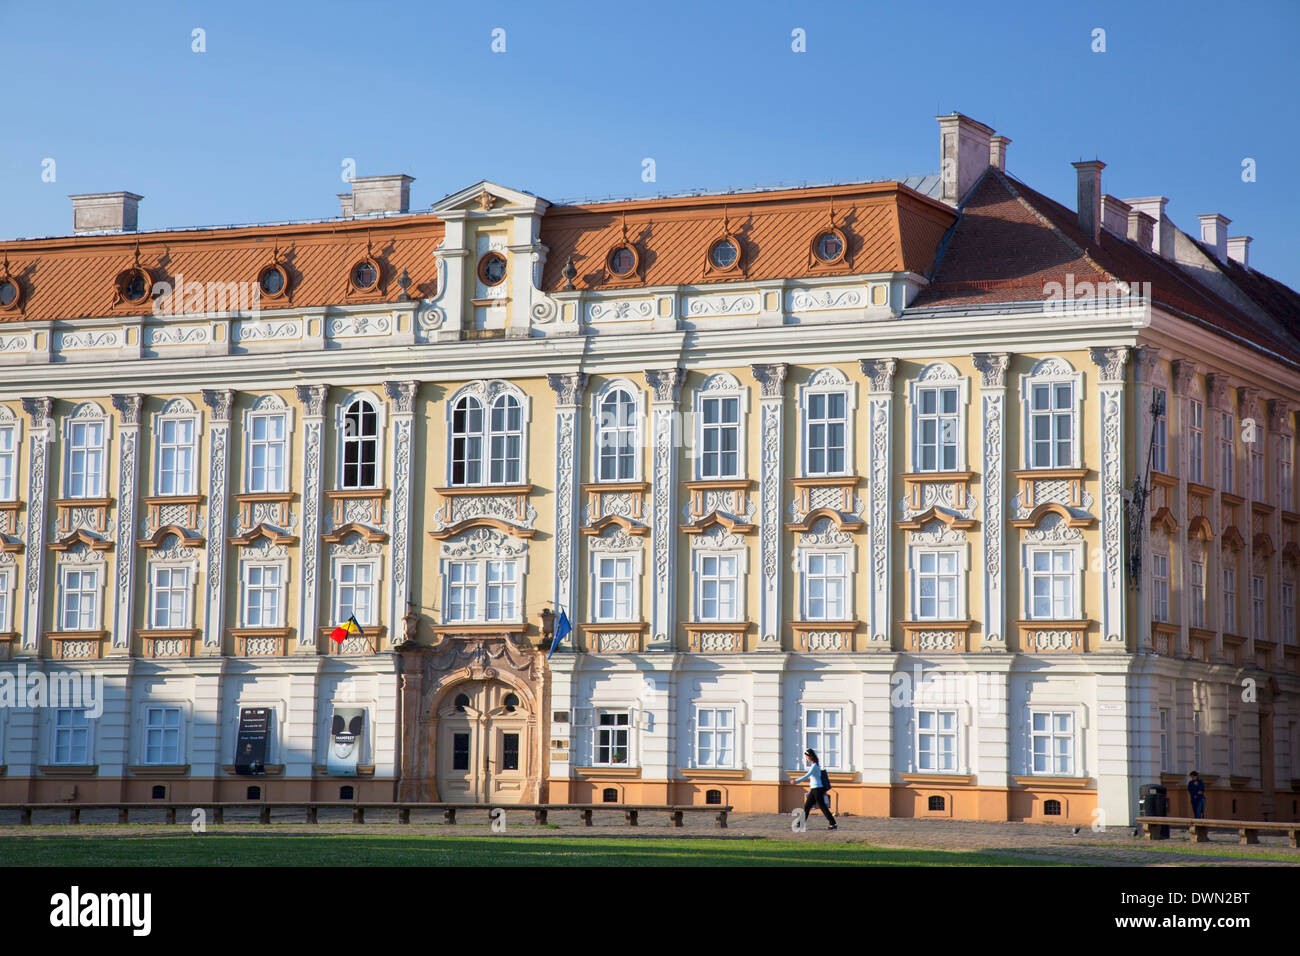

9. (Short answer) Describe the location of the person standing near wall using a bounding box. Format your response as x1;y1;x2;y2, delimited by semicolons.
794;748;837;830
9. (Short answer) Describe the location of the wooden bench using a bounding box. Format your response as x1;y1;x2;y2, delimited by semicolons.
0;801;732;829
1136;815;1300;847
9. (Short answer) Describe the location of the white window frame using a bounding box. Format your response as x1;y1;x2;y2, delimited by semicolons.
244;397;293;494
589;550;642;623
1252;574;1267;640
1019;358;1084;470
693;374;748;481
1223;564;1238;634
1027;708;1079;777
1151;551;1170;624
692;705;738;770
1023;542;1084;621
335;391;387;491
239;558;289;629
1250;440;1266;502
152;400;201;497
1188;397;1204;485
797;547;854;622
915;708;961;773
909;544;969;621
57;564;103;631
798;369;856;478
1191;560;1206;629
445;382;531;488
440;554;527;625
1283;579;1295;644
0;565;14;632
592;380;644;483
142;704;185;766
148;564;193;630
908;364;970;474
1279;434;1294;512
63;404;111;499
51;707;93;766
691;545;747;624
332;555;382;628
593;708;632;767
1219;409;1236;493
1152;386;1169;475
0;410;22;502
799;704;845;771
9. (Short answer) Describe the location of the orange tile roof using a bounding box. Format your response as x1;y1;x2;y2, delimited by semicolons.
538;183;955;292
0;216;445;323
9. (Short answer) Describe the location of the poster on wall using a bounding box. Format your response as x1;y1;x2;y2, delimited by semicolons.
234;707;270;775
328;708;365;776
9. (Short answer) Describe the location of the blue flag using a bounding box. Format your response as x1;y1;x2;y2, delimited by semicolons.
547;609;572;660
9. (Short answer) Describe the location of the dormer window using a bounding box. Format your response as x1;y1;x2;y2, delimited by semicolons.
351;260;379;291
709;239;738;270
258;264;287;298
0;278;19;310
477;252;507;286
609;247;637;277
118;267;151;304
814;231;845;264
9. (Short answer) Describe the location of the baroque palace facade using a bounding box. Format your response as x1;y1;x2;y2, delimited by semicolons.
0;113;1297;826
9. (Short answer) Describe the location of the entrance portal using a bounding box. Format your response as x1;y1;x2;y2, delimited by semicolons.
435;680;532;804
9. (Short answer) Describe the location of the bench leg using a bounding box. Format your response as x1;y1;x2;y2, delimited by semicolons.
19;808;31;826
1240;828;1259;845
1191;825;1208;843
399;808;410;825
625;810;638;827
672;811;684;828
165;808;177;826
534;809;547;825
214;807;224;825
716;811;728;829
118;808;129;824
353;808;365;825
306;807;318;824
582;809;593;827
1289;829;1298;849
443;809;456;825
259;807;271;825
69;808;80;825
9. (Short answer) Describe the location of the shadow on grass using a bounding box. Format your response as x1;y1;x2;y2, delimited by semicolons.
0;835;1056;867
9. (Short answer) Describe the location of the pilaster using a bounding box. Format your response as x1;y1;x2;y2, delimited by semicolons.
750;363;787;650
200;389;234;652
19;397;52;654
860;358;896;650
1090;346;1130;652
546;372;588;623
110;393;143;652
384;381;419;648
645;368;685;651
295;384;329;651
973;352;1010;651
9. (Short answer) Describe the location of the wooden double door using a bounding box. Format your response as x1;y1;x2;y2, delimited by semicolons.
436;679;532;804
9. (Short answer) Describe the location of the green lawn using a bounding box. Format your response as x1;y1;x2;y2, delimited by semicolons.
0;834;1053;867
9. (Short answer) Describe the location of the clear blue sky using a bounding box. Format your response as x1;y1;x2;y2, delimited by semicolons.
3;0;1297;285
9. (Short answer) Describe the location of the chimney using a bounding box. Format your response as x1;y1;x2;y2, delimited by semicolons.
70;192;142;234
1072;160;1105;242
989;135;1011;172
1100;195;1131;236
1123;197;1174;259
1127;209;1156;253
1226;236;1252;268
341;174;414;217
1197;214;1231;261
936;113;994;206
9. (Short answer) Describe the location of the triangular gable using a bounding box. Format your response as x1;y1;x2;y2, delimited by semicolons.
430;181;548;216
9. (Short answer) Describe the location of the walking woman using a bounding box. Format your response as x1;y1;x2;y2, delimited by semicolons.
794;747;837;830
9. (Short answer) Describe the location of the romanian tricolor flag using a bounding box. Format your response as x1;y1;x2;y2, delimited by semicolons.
330;614;363;644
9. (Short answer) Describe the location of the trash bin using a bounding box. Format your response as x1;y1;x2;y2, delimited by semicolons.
1141;783;1169;839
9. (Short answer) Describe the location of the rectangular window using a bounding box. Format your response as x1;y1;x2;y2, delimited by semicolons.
53;709;90;765
1251;443;1266;501
699;396;740;479
446;562;478;623
1028;548;1076;620
1223;567;1237;634
0;424;15;500
1030;711;1074;776
242;564;281;628
1152;387;1168;474
1193;710;1204;770
67;420;105;498
916;550;960;621
452;732;470;771
149;567;189;629
1219;410;1235;493
488;398;522;485
1188;399;1204;484
803;708;841;769
1029;381;1073;469
157;417;195;495
485;560;517;622
917;710;957;772
1191;561;1206;629
915;386;960;472
697;554;738;622
694;707;735;769
1158;708;1170;773
446;560;518;624
336;562;375;626
341;401;379;489
248;412;287;493
595;556;634;622
1283;582;1295;644
596;390;637;482
802;552;846;621
1228;715;1237;773
1252;575;1267;639
59;568;99;631
144;706;182;765
502;733;519;771
804;391;848;476
0;569;9;631
595;711;630;766
1151;553;1170;623
1280;435;1294;512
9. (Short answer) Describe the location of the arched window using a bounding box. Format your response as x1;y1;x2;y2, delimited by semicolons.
341;399;378;489
489;394;523;485
454;693;470;713
450;396;484;486
596;387;638;481
503;693;519;713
